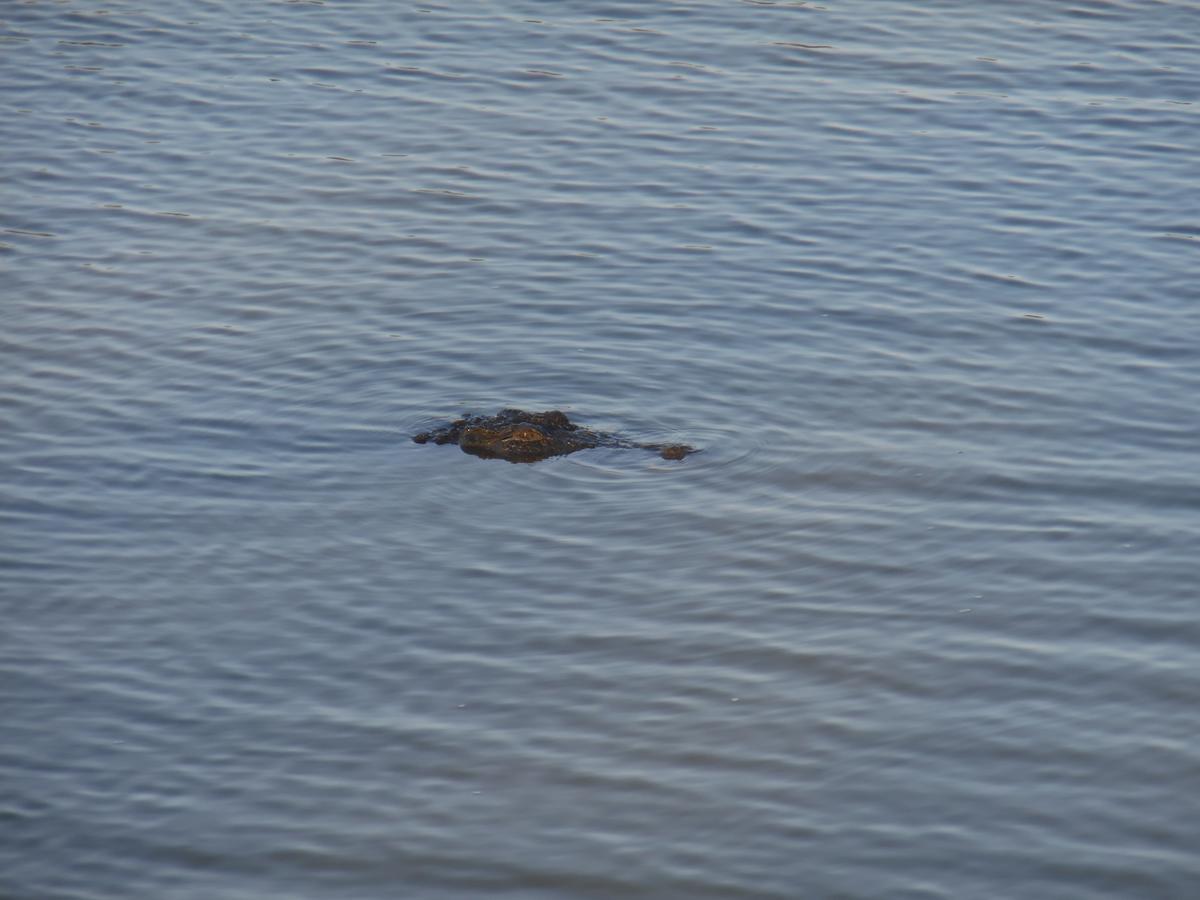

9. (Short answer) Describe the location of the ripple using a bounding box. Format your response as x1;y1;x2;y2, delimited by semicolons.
6;2;1199;899
559;420;764;483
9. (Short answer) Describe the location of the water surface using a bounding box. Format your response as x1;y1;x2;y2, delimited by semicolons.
3;2;1199;898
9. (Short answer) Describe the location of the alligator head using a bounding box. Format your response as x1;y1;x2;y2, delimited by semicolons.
457;421;563;461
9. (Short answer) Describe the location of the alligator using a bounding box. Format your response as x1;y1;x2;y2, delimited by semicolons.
413;409;696;462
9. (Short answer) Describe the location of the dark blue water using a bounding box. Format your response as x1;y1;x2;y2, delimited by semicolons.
4;2;1199;898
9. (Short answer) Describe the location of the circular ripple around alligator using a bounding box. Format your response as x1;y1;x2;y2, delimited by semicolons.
545;420;771;488
397;407;787;531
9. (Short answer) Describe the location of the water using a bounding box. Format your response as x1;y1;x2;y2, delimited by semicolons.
3;2;1198;897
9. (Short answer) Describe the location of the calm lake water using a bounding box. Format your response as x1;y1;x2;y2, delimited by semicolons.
4;2;1198;898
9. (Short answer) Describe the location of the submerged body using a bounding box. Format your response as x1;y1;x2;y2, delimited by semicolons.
413;409;695;462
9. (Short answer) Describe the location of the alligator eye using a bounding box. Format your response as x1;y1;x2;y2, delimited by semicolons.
510;425;547;443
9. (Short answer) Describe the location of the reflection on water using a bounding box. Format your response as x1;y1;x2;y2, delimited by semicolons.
3;1;1198;898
